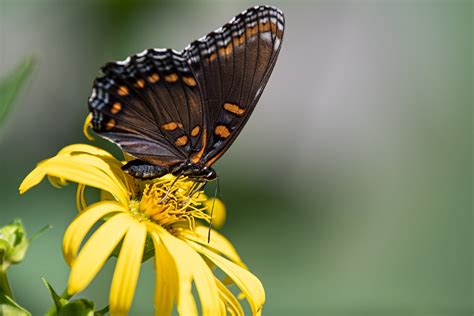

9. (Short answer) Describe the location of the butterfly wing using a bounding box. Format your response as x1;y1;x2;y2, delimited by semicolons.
89;5;284;170
183;5;285;166
88;48;205;166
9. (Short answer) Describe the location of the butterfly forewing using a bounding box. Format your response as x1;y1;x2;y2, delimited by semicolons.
183;5;285;166
89;49;205;165
88;5;284;174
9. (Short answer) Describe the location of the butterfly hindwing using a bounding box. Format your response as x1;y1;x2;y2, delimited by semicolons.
184;5;285;166
89;48;205;166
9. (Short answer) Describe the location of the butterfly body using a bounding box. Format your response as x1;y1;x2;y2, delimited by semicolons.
88;5;285;181
122;159;216;180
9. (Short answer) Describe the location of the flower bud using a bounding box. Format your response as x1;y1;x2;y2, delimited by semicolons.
0;219;29;269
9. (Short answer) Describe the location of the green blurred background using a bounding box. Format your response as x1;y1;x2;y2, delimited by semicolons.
0;0;472;315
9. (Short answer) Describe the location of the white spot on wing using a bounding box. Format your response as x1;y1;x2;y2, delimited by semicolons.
274;37;281;49
137;49;148;57
116;56;131;65
260;31;272;42
90;88;96;100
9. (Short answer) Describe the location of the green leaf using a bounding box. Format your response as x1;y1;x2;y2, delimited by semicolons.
94;305;109;316
28;225;52;242
110;234;154;263
141;234;155;263
0;291;31;316
42;278;68;315
0;57;35;125
58;299;94;316
42;278;103;316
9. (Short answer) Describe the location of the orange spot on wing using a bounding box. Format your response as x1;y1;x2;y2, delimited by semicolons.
164;73;178;83
175;135;188;147
246;25;258;37
111;102;122;114
223;103;245;115
219;44;233;57
233;34;246;46
105;119;115;131
259;21;271;32
209;52;217;62
205;150;225;167
191;128;207;163
191;125;200;137
161;122;182;131
182;76;197;87
148;73;160;83
134;79;145;88
117;86;129;96
215;125;231;138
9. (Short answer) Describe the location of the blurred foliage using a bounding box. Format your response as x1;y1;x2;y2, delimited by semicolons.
96;0;157;20
0;58;35;126
43;278;106;316
0;219;51;315
0;291;31;316
0;220;32;316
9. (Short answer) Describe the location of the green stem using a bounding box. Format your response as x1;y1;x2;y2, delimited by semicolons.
45;303;57;316
0;269;13;298
45;289;72;316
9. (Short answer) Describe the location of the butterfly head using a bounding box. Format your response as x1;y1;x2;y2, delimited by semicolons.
201;166;217;181
174;162;217;181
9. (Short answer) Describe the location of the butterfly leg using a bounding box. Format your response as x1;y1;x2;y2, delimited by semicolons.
122;160;170;180
159;173;183;204
182;181;207;206
207;177;220;243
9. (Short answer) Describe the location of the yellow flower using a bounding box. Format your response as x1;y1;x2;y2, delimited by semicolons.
19;144;265;316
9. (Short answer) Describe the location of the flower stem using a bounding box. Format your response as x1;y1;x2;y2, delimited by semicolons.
45;289;72;315
0;269;13;298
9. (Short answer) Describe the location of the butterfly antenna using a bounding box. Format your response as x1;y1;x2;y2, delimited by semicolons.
207;176;220;243
159;173;182;204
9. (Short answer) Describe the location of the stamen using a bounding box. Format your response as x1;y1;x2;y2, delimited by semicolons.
133;175;210;231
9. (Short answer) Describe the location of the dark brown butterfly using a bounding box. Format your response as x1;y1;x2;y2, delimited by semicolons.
88;5;285;181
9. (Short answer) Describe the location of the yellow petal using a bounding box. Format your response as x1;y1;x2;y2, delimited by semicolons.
56;143;113;158
181;227;247;268
47;174;68;188
67;213;132;295
152;223;220;316
215;278;244;316
109;221;147;316
187;240;265;315
156;227;197;316
63;201;127;266
19;161;48;193
56;144;130;188
204;198;226;229
20;153;129;205
45;144;122;190
83;114;94;141
149;229;176;316
219;298;226;316
58;153;127;197
76;184;87;212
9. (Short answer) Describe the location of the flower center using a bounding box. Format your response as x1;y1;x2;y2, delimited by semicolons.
129;175;210;230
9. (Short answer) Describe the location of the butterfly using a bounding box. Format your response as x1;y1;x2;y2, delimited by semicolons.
88;5;285;181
